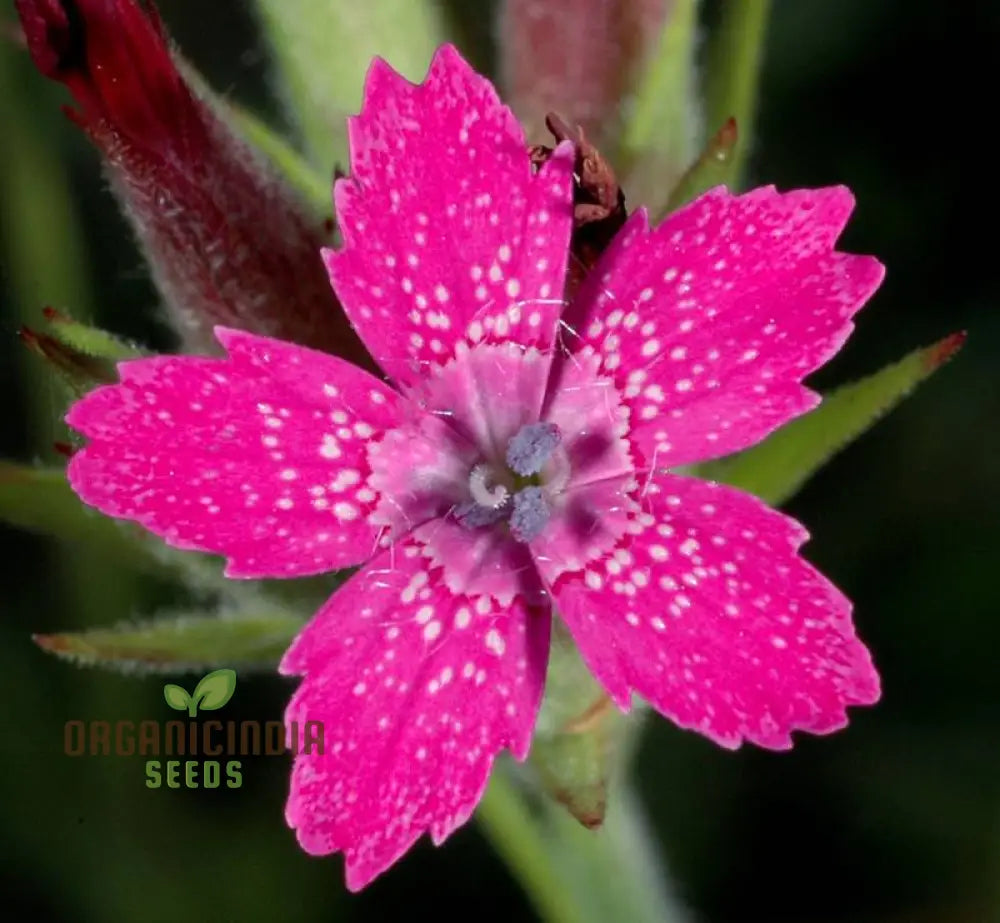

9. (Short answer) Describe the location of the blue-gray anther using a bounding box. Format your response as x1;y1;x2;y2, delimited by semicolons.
455;500;509;530
505;422;562;476
509;487;551;543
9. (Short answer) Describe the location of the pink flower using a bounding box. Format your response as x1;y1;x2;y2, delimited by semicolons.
66;45;883;889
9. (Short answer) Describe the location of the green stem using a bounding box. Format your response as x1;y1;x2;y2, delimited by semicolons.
478;769;584;923
617;0;701;214
702;0;773;190
477;763;689;923
618;0;700;168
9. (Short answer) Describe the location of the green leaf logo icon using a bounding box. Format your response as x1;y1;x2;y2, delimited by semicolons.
193;669;237;711
163;669;237;717
163;683;191;712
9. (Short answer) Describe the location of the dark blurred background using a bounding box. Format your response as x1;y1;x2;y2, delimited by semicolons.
1;1;998;921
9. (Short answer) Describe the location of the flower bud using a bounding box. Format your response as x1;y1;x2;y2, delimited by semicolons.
499;0;672;147
15;0;366;360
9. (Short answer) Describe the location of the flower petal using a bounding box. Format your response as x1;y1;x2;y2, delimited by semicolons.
67;328;403;577
281;543;550;890
542;346;633;488
531;474;640;585
562;186;885;467
417;342;552;461
327;44;574;390
412;515;543;607
368;412;478;542
552;476;880;748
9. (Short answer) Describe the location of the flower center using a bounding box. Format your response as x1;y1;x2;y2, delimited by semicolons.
456;422;563;542
468;464;509;509
505;422;561;476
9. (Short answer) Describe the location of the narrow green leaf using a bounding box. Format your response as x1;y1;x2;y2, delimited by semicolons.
19;326;118;394
698;333;966;506
20;310;144;395
254;0;446;169
701;0;773;190
192;668;238;711
163;684;191;712
33;607;306;674
40;307;144;361
0;462;226;590
0;463;149;565
660;117;738;217
617;0;700;216
0;461;351;603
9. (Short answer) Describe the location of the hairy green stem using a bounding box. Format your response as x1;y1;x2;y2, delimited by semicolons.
478;763;690;923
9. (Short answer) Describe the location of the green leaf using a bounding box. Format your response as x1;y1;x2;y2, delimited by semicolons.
33;606;306;674
19;326;118;394
701;0;773;191
0;463;149;564
659;117;739;218
163;684;191;712
0;462;242;590
698;333;966;506
19;309;143;395
39;307;144;361
0;461;353;604
254;0;446;169
617;0;700;216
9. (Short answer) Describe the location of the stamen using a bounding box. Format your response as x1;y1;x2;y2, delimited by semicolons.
468;464;509;508
509;486;551;543
506;422;561;476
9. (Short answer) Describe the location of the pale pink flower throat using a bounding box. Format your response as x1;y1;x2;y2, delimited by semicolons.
455;421;563;541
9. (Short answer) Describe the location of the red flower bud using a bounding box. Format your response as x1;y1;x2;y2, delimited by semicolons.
499;0;672;146
15;0;367;361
